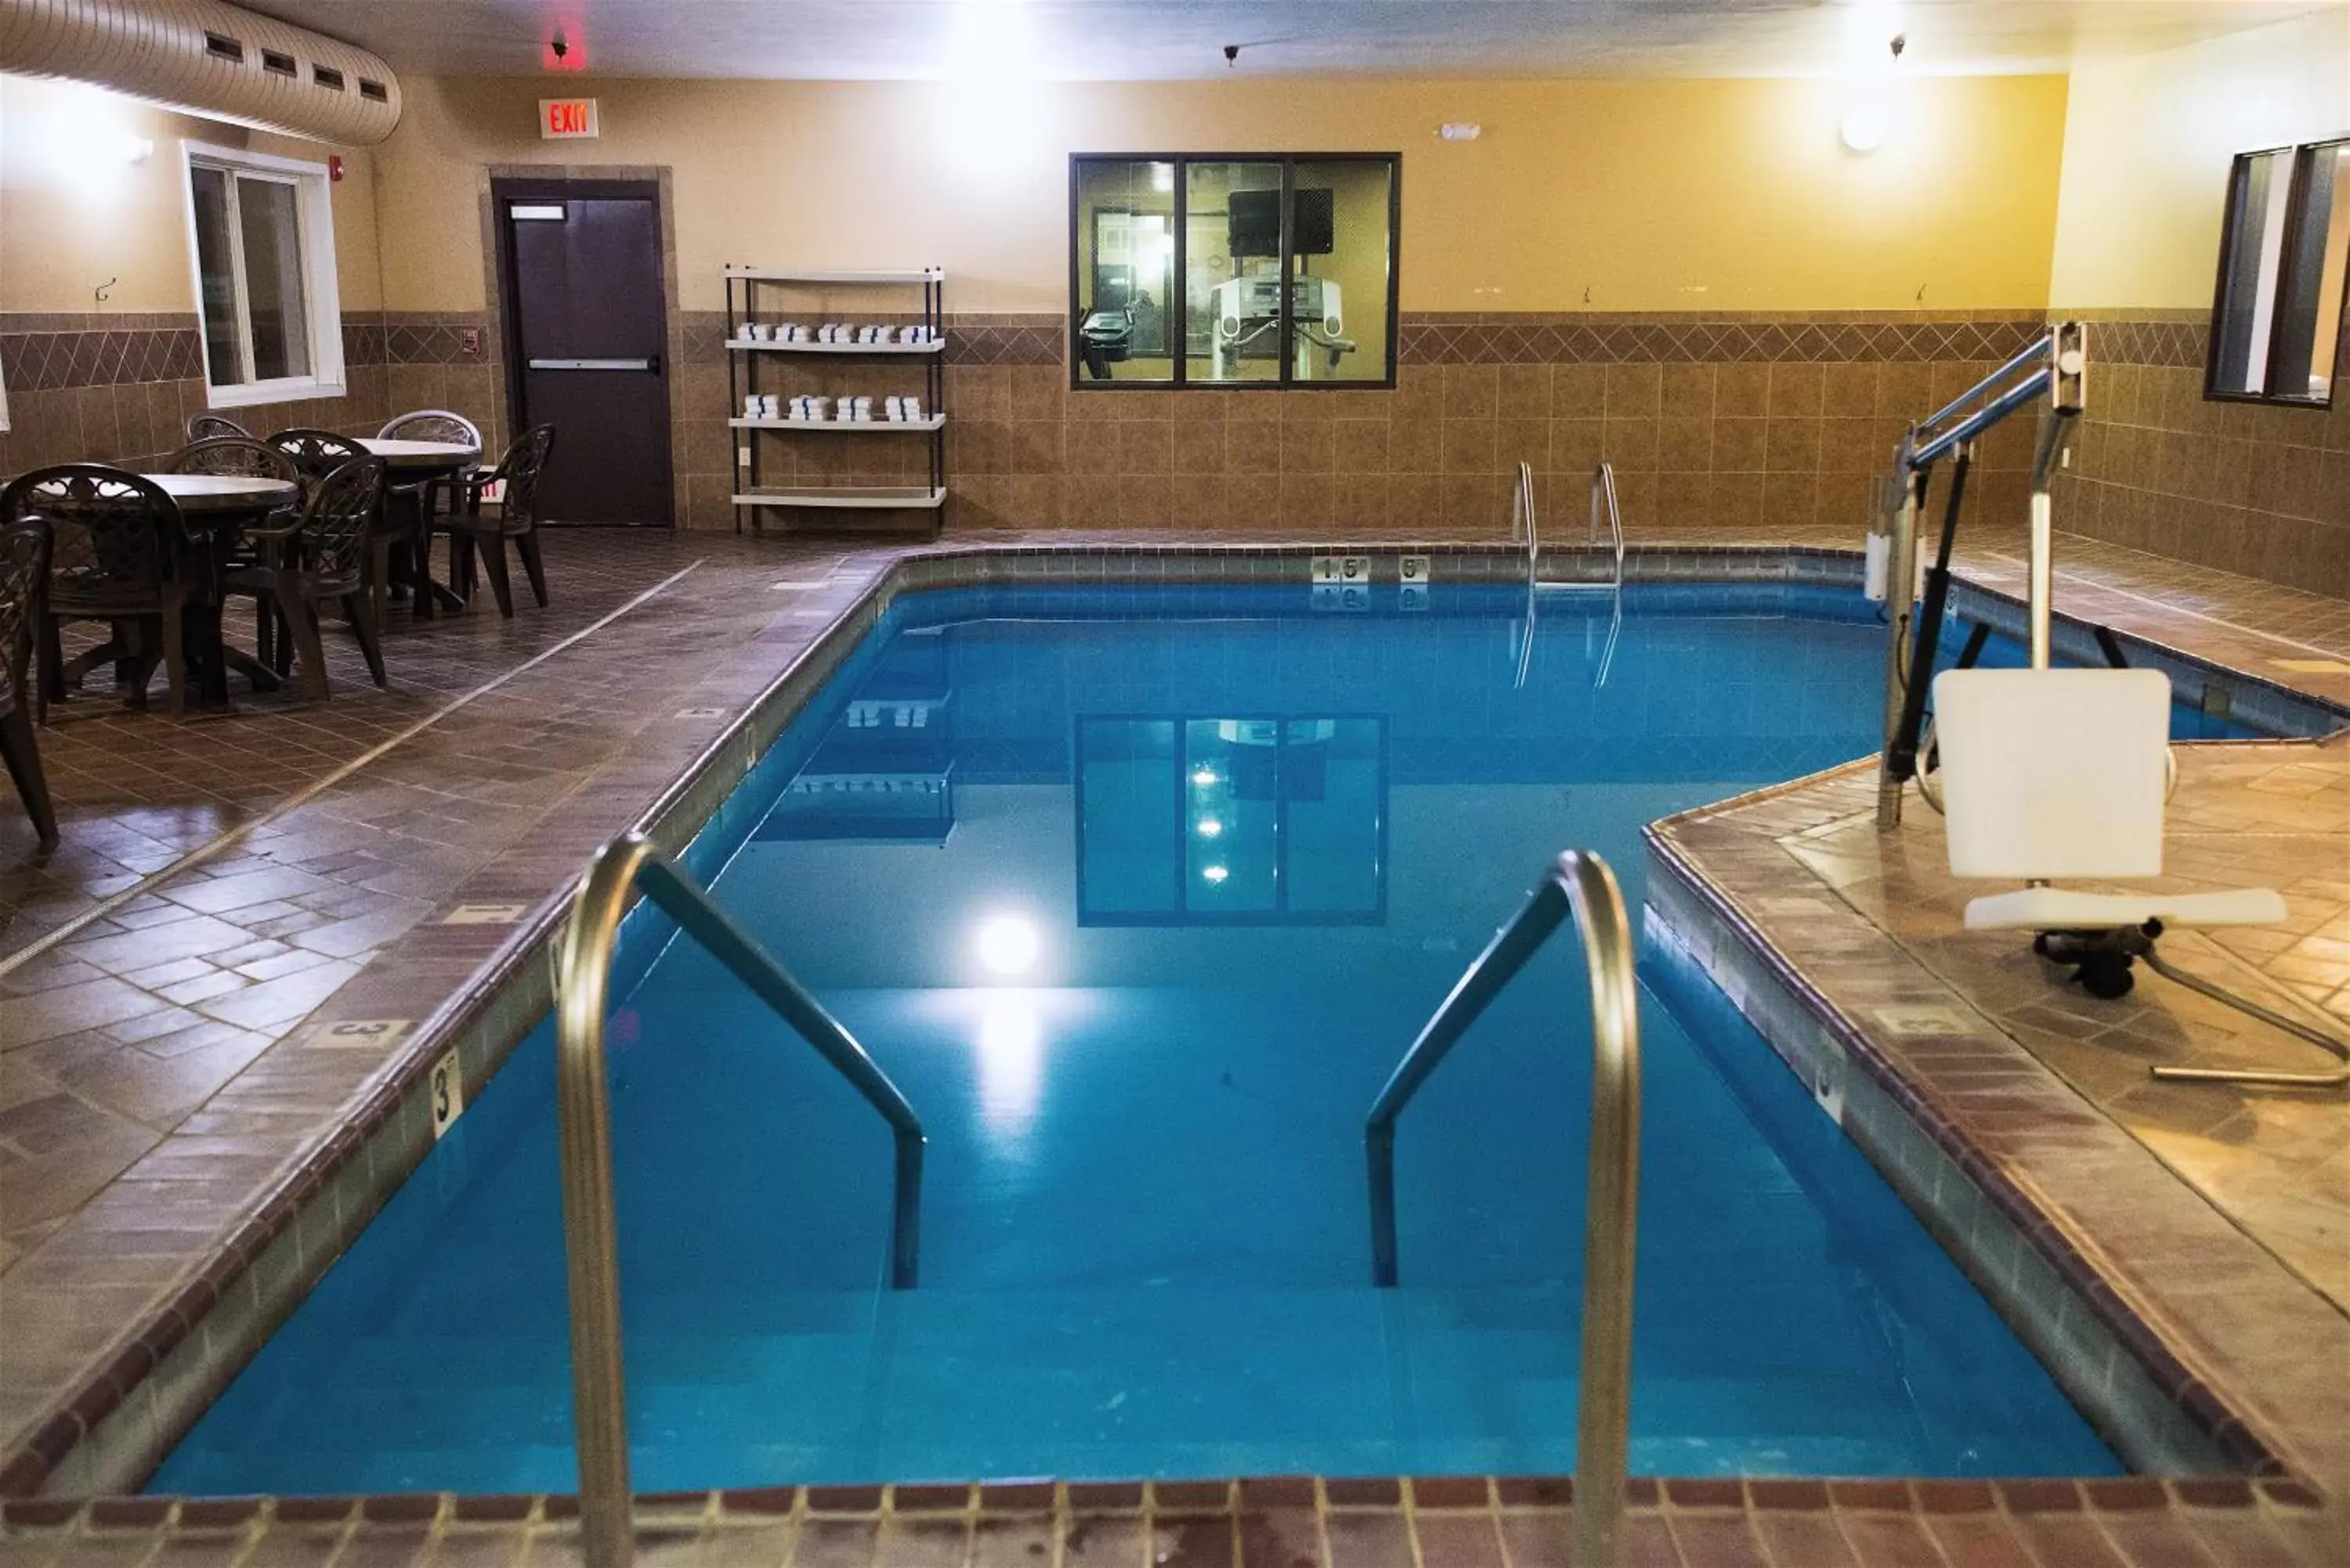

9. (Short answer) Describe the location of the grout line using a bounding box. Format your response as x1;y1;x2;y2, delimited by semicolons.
0;561;707;980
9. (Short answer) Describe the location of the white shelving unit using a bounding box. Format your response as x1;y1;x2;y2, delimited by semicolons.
728;416;946;432
725;338;946;356
731;485;946;510
725;266;946;533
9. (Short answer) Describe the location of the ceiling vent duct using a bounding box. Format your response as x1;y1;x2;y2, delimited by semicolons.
0;0;401;145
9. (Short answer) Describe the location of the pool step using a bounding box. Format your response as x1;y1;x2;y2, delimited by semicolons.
160;1280;1957;1497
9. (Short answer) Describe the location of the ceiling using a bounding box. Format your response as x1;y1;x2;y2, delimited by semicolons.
248;0;2341;81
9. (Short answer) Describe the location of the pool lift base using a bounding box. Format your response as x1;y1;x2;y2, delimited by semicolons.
2032;920;2350;1089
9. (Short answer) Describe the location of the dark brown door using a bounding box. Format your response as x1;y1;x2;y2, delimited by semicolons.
497;181;673;526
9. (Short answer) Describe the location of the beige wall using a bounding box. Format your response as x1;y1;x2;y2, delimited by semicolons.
374;72;2070;315
0;73;385;317
2049;9;2350;310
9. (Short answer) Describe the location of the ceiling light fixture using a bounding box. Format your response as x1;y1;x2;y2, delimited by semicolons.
1840;106;1888;154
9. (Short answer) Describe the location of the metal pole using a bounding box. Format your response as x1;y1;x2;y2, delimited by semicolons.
551;833;934;1568
2026;323;2087;672
1560;852;1640;1568
1918;329;2055;435
1359;852;1640;1568
1875;453;1922;829
555;836;654;1568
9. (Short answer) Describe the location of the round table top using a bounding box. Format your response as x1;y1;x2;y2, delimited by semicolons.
139;473;299;511
360;437;481;470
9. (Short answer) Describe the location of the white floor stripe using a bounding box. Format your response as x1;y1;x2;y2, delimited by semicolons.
0;561;706;977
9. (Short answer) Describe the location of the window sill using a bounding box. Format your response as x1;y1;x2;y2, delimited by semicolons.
205;375;348;411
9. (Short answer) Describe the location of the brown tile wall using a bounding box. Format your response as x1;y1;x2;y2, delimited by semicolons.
674;310;2058;538
0;312;497;479
2057;313;2350;599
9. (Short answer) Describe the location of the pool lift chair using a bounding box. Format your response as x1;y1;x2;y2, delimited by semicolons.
1864;322;2345;1089
1932;667;2347;1089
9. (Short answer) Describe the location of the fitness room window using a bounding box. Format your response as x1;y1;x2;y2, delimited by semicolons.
179;141;347;409
2208;136;2350;406
1071;153;1399;388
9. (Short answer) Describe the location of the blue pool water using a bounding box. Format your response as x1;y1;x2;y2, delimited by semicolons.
154;582;2248;1496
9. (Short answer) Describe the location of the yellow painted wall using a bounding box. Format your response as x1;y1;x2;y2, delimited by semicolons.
373;72;2069;314
0;73;385;315
2048;9;2350;309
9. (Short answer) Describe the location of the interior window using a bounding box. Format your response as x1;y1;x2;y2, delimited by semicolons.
1074;160;1177;383
1292;158;1394;385
183;144;344;406
1072;153;1400;389
1184;161;1285;384
2209;139;2350;406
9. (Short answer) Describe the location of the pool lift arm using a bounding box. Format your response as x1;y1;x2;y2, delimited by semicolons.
1874;322;2086;829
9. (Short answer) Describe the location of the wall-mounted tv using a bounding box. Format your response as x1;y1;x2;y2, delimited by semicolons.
1229;187;1334;258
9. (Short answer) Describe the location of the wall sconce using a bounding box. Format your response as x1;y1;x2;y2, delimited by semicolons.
1840;105;1888;154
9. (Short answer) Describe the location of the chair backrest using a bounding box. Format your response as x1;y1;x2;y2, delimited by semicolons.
0;518;49;706
379;409;483;447
486;424;556;532
1933;667;2174;880
293;456;388;580
0;465;184;594
169;436;300;484
266;428;368;484
187;414;252;443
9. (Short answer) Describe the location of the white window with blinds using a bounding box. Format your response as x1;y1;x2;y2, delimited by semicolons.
179;141;345;409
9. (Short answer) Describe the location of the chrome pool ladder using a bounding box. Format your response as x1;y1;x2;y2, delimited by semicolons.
552;831;927;1568
1515;461;1626;591
1511;459;1540;586
1511;463;1627;691
1364;851;1642;1568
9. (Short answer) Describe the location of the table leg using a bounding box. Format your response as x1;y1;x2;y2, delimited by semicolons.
225;646;284;693
184;603;231;704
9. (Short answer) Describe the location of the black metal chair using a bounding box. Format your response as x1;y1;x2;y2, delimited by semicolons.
436;425;556;618
264;428;367;492
186;414;252;443
0;466;192;717
378;410;484;620
0;519;57;845
379;409;483;448
223;456;389;701
170;437;304;663
169;435;301;486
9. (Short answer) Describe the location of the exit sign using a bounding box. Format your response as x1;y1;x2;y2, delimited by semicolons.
540;98;599;139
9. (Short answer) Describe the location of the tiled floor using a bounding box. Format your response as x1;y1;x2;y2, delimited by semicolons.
1781;745;2350;1308
2;522;2347;1566
1;530;895;1441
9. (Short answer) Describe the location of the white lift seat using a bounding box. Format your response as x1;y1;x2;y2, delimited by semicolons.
1932;666;2287;929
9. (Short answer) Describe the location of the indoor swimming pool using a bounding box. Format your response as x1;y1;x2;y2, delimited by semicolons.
152;580;2263;1497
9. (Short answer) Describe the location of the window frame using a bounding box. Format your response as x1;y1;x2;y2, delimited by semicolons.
1067;150;1401;392
2204;135;2350;409
178;139;346;410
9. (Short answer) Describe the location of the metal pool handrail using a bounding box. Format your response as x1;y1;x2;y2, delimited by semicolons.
1364;851;1642;1568
1589;461;1625;583
1511;458;1538;585
552;831;927;1568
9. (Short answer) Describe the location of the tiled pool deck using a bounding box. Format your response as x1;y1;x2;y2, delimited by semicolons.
2;525;2346;1568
